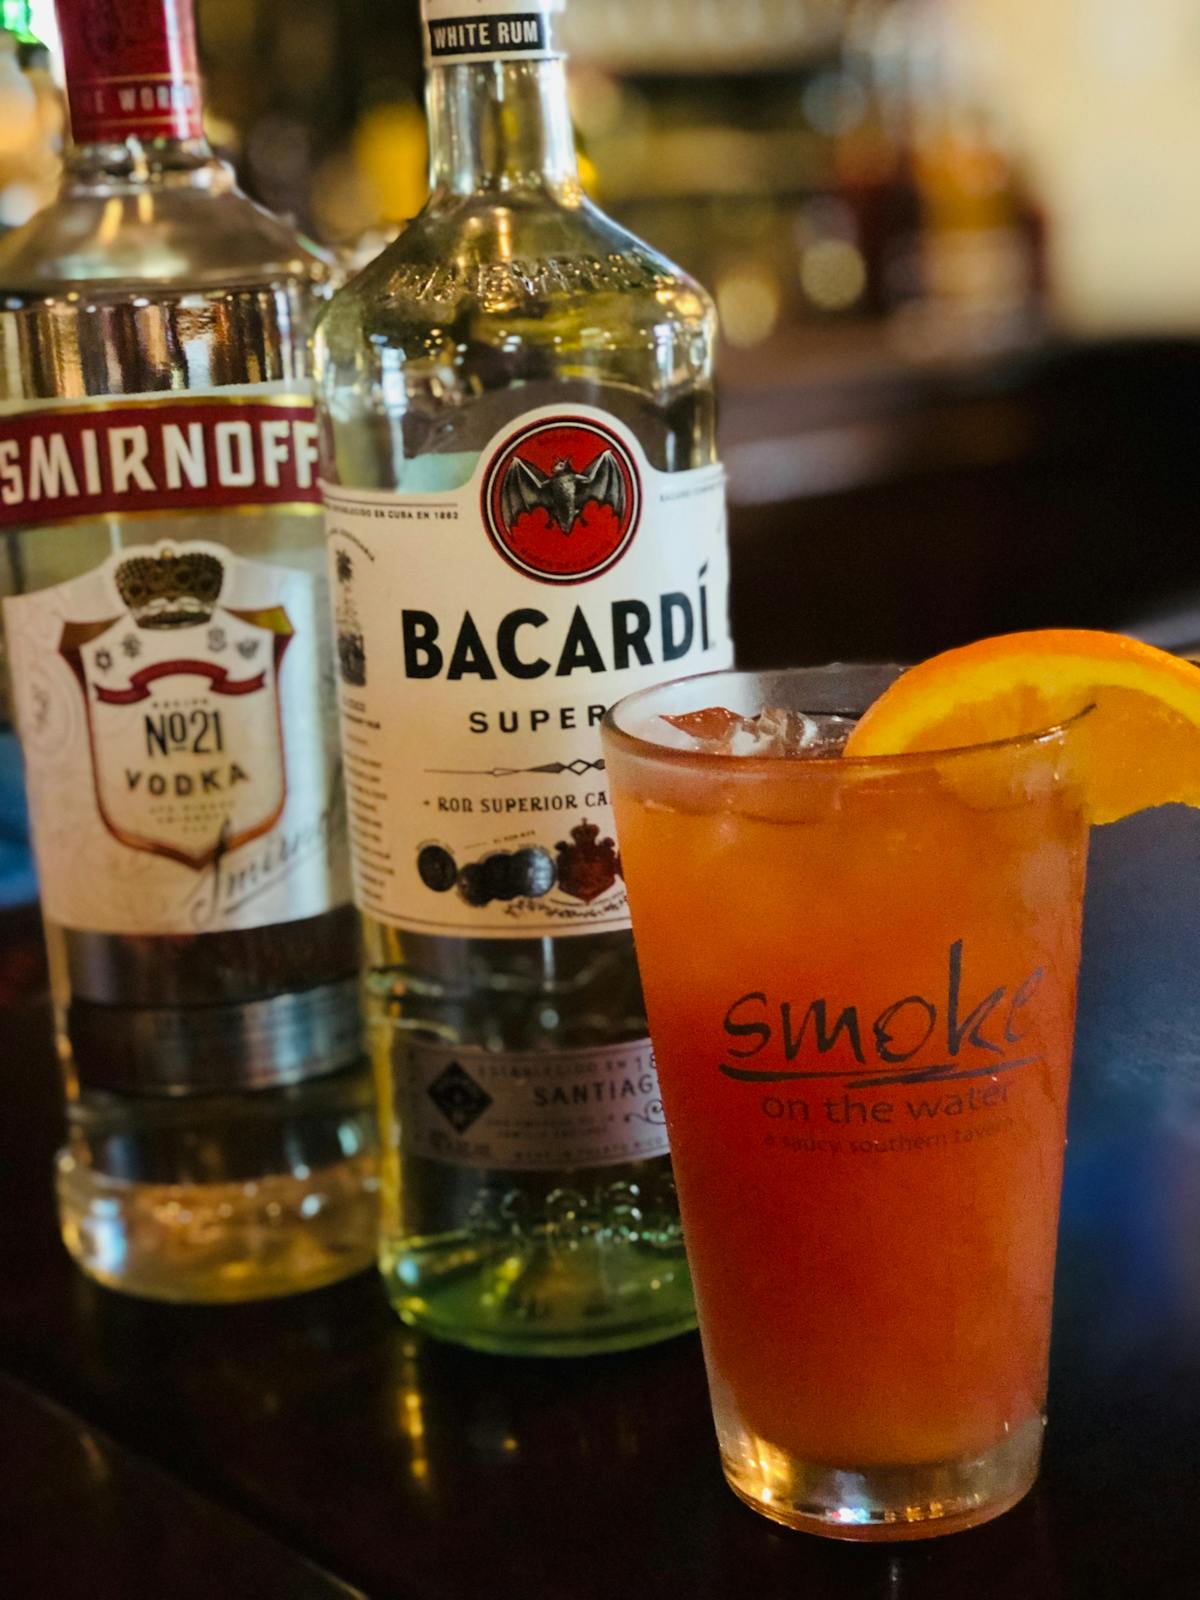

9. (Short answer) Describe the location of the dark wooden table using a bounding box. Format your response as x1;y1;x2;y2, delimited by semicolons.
1;804;1199;1599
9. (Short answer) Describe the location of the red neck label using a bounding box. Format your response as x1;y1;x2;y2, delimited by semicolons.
57;0;205;145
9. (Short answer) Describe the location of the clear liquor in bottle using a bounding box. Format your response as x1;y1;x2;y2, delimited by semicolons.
0;0;376;1301
315;0;732;1354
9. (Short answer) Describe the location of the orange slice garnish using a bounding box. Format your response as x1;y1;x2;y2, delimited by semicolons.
844;629;1200;824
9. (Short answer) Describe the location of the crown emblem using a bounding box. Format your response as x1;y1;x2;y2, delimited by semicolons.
115;549;224;629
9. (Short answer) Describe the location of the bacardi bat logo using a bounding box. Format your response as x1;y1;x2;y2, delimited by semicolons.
483;416;641;584
501;450;627;536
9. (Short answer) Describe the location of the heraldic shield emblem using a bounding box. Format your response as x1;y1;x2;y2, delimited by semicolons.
59;541;293;871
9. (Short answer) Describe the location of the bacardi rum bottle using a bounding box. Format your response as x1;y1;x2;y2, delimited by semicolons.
315;0;731;1353
0;0;377;1300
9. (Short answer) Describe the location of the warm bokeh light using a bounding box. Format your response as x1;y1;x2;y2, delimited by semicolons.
800;237;867;311
716;264;782;347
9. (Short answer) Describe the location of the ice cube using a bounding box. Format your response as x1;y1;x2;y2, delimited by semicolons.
660;707;745;749
660;706;855;758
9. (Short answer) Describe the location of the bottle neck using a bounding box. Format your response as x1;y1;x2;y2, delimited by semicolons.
62;133;222;191
427;58;580;200
56;0;218;186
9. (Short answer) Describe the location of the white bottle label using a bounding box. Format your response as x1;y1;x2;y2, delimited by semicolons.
322;405;731;939
2;390;349;937
401;1037;669;1170
421;0;564;66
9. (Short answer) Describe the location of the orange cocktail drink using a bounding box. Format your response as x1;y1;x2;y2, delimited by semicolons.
603;664;1091;1539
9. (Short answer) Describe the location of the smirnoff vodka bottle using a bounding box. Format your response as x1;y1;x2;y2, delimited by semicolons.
315;0;732;1353
0;0;376;1300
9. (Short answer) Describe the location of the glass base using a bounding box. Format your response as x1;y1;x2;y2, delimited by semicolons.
720;1416;1044;1541
381;1236;696;1357
57;1150;380;1303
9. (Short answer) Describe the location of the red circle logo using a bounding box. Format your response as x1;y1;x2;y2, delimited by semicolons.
482;417;642;584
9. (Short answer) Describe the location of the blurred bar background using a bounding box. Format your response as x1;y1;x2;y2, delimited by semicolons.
5;0;1200;670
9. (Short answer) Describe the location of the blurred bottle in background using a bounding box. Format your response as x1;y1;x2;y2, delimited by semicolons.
0;1;61;234
200;0;430;255
0;3;61;912
848;0;1044;357
551;0;1044;358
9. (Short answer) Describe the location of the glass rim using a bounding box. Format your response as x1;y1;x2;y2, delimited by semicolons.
601;664;1095;770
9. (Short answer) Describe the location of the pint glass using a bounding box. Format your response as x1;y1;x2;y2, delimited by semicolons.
603;666;1090;1538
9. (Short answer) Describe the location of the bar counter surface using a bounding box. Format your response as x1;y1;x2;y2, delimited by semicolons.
1;804;1199;1600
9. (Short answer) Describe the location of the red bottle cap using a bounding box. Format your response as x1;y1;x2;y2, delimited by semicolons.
56;0;205;146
